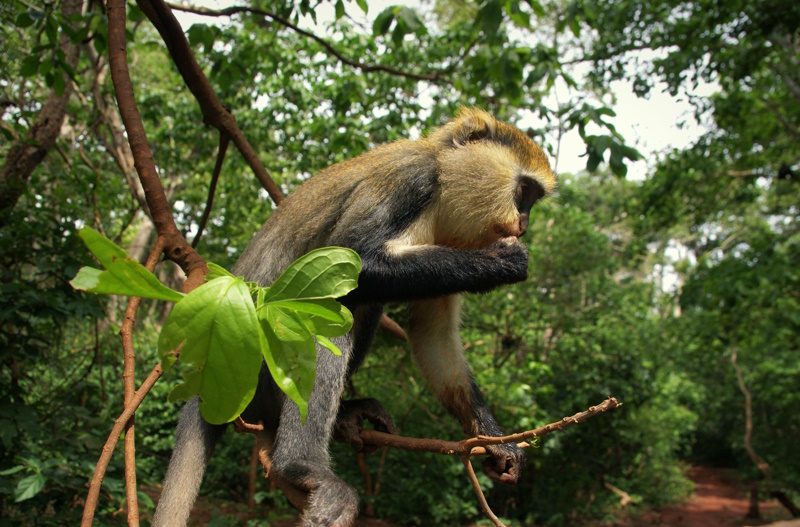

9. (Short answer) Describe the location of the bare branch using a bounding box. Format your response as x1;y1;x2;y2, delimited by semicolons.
120;237;165;527
254;430;310;511
731;350;771;481
81;363;164;527
358;397;621;456
107;0;207;288
82;0;213;522
462;455;505;527
136;0;285;206
604;479;634;507
340;397;620;526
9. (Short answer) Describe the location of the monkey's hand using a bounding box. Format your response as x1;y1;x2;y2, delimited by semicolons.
333;398;397;455
482;442;525;485
487;239;530;285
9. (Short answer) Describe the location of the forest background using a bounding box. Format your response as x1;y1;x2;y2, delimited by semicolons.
1;0;798;525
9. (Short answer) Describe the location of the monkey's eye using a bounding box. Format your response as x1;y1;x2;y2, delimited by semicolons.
453;127;490;147
515;177;545;213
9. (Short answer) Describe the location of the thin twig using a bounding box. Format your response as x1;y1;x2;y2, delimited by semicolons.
254;430;309;511
731;350;771;481
361;397;620;524
192;132;228;248
238;397;620;525
360;397;620;456
165;2;451;82
120;236;165;526
461;455;504;527
81;363;164;527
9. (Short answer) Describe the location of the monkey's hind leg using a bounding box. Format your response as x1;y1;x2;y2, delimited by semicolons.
152;397;226;527
270;337;359;527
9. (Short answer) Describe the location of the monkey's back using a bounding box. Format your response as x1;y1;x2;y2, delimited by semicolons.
233;139;438;287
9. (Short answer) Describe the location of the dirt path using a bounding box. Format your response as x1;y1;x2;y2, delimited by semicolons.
643;466;795;527
152;465;797;526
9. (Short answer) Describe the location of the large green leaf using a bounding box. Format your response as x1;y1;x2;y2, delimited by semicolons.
158;276;262;424
263;247;361;303
70;227;184;302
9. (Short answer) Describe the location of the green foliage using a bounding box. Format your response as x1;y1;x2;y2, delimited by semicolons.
588;0;800;504
3;0;798;524
254;248;361;422
71;230;361;424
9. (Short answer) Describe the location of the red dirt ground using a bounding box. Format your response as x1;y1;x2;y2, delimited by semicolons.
631;466;796;527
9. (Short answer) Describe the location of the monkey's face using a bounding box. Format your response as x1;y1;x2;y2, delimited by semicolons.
433;109;556;249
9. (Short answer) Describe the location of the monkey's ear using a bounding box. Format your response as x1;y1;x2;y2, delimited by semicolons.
452;108;494;148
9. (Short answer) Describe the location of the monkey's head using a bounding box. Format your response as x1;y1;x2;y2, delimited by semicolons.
429;108;557;249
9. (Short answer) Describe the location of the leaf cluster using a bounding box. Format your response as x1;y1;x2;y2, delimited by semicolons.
71;228;361;424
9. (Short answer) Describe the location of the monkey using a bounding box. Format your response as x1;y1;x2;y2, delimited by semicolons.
152;108;557;527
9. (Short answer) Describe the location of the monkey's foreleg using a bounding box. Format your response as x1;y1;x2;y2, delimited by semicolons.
408;296;526;485
347;240;529;305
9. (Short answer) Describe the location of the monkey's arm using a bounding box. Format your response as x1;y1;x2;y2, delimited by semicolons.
407;297;525;485
344;240;529;305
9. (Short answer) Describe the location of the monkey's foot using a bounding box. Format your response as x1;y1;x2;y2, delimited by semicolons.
333;398;396;454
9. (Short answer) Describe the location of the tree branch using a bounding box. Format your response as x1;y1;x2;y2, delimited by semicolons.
462;454;504;527
731;350;771;481
165;2;451;82
238;397;620;526
120;237;165;527
81;363;164;527
358;397;620;456
136;0;285;206
81;0;213;523
107;0;207;289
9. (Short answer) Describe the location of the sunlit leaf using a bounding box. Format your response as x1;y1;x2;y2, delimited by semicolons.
205;262;234;281
70;228;184;302
316;335;342;356
262;247;361;303
158;276;262;424
266;298;353;338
